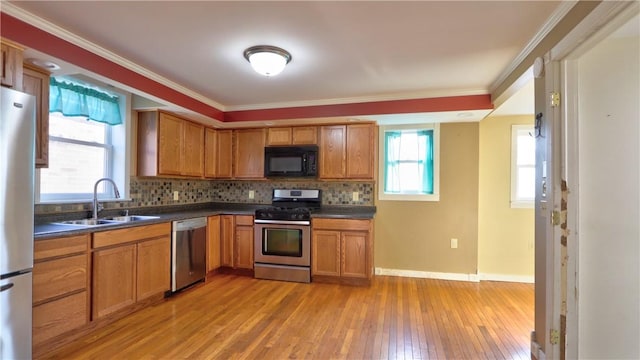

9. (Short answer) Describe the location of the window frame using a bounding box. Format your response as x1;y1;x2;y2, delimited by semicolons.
378;123;440;202
36;81;131;204
510;124;535;208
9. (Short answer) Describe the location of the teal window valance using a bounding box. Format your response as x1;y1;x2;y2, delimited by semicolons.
49;77;122;125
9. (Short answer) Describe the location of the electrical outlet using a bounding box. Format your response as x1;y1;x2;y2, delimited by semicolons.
249;190;255;199
451;238;458;249
173;191;179;201
352;191;359;201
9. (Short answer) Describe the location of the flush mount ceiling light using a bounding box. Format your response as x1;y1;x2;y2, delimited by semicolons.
243;45;292;77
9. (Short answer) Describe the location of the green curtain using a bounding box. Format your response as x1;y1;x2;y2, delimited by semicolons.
49;77;122;125
384;129;433;194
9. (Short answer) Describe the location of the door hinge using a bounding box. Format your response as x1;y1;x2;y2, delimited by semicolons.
550;92;561;107
551;210;561;226
550;329;560;345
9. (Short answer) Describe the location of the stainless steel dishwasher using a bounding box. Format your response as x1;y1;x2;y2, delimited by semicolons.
171;217;207;292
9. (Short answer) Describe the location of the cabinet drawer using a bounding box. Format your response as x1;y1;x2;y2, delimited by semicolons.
93;222;170;248
34;234;89;261
33;291;88;346
235;215;254;226
312;218;371;231
33;254;88;304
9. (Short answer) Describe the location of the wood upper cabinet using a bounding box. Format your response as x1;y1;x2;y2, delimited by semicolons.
22;64;50;168
92;223;171;320
204;128;233;178
1;40;23;90
311;218;373;281
345;124;375;179
182;120;205;177
267;126;318;146
206;215;221;272
137;111;204;177
234;128;266;178
319;125;346;178
319;123;376;179
32;234;90;347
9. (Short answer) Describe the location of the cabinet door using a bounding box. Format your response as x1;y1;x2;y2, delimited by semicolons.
33;254;87;304
158;113;183;175
267;127;292;145
22;65;49;168
234;128;266;178
220;215;235;267
92;244;137;319
1;42;23;89
216;130;233;178
33;291;88;346
292;126;318;145
206;215;221;272
137;236;170;301
341;231;368;278
319;125;346;178
182;120;204;177
204;128;217;178
311;230;341;277
346;124;374;179
234;225;254;269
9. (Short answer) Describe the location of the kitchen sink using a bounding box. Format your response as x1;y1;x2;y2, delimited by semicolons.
102;215;161;222
54;219;118;226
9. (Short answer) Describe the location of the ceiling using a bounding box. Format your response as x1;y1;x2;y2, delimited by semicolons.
3;1;560;124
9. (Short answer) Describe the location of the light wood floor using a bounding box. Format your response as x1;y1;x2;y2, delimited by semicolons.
41;275;534;360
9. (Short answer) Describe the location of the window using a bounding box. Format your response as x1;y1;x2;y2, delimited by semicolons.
511;125;535;208
378;124;439;201
37;77;130;203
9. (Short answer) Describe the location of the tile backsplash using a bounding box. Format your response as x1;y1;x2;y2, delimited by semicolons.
35;177;375;214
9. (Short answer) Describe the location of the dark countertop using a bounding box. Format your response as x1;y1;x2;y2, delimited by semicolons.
34;203;376;240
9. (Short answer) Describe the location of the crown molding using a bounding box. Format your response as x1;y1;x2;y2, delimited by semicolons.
489;0;578;94
1;2;227;111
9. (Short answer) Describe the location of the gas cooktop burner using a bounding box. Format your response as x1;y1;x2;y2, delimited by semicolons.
255;206;313;221
255;188;322;222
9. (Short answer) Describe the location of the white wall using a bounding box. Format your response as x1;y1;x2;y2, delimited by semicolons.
577;33;640;358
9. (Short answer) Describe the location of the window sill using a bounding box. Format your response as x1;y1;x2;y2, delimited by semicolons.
378;193;440;202
36;198;133;205
510;200;534;209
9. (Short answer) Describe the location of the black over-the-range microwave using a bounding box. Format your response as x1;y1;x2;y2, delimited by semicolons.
264;145;318;178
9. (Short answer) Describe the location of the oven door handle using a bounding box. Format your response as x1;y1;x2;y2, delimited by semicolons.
254;219;310;226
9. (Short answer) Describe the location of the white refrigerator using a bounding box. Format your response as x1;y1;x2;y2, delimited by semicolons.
0;87;36;359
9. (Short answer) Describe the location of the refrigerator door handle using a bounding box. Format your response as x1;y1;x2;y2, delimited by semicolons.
0;283;15;292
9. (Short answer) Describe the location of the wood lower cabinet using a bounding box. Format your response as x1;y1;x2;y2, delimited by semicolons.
207;215;221;272
234;215;254;270
92;244;137;319
92;223;171;320
22;64;50;168
32;234;90;347
311;218;373;283
220;214;254;269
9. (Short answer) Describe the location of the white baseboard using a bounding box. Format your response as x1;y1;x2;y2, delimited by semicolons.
375;268;480;282
479;273;535;284
374;268;534;284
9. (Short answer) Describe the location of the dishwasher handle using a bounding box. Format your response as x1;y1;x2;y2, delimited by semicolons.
173;217;207;231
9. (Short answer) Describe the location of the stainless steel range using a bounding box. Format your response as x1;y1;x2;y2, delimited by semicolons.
254;189;321;283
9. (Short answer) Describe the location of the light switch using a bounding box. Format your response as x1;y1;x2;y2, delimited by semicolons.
451;238;458;249
352;191;359;201
173;191;179;200
249;190;255;199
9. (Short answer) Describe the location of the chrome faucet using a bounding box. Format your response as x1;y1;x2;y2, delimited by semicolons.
93;178;121;219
